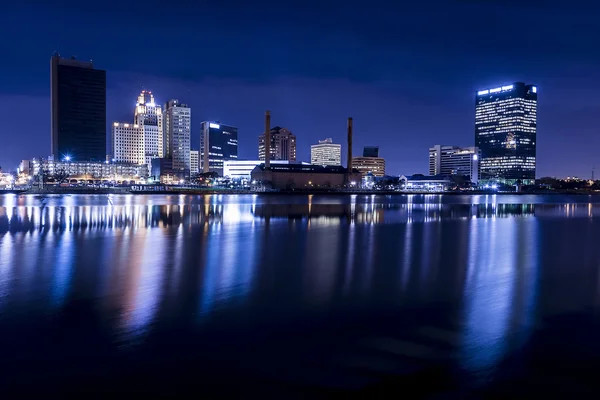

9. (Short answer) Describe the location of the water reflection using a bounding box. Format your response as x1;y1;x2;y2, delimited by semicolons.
3;202;595;234
2;194;600;389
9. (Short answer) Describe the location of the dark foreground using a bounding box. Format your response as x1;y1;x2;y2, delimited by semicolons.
2;194;600;397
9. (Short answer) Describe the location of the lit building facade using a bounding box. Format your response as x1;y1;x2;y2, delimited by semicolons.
164;99;191;176
429;145;480;183
112;123;144;165
33;159;147;180
352;157;386;177
352;146;385;177
258;126;296;162
200;121;238;176
190;150;199;175
134;91;164;170
51;54;106;161
223;160;306;180
311;138;341;166
475;82;537;185
112;91;164;174
363;146;379;158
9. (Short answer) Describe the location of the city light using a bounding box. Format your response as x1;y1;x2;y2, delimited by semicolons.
209;123;220;129
63;155;71;162
532;86;537;93
473;154;478;161
477;90;489;95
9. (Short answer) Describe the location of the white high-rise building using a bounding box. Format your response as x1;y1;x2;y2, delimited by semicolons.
164;99;191;176
190;150;199;175
311;138;341;166
135;90;163;171
112;122;144;164
112;90;164;173
429;145;480;183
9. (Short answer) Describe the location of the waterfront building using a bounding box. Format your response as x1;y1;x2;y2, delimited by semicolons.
258;126;296;162
190;150;199;175
164;99;191;177
32;159;147;181
310;138;341;166
401;174;453;191
475;82;537;185
352;148;385;177
223;160;306;180
429;145;480;184
200;121;238;176
251;164;361;190
51;54;106;161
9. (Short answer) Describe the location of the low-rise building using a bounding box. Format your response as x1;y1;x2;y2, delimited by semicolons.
400;174;453;191
352;156;385;177
32;159;148;182
251;164;361;190
224;160;307;181
429;145;479;184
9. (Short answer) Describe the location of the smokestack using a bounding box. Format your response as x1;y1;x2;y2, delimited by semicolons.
347;117;353;171
265;110;271;169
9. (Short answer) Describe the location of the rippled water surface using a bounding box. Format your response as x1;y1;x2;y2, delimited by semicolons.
2;193;600;396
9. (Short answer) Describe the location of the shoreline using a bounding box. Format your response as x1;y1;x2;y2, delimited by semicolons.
2;188;599;196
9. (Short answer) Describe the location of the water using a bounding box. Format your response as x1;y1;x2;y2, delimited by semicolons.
2;193;600;396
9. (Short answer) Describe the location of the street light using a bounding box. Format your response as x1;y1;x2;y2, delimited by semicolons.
63;155;71;162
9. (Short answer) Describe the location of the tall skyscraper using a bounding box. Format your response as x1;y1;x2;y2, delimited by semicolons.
475;82;537;185
258;126;296;162
429;145;480;183
51;54;106;161
200;121;238;175
112;90;163;173
164;100;191;176
134;91;163;171
311;138;341;166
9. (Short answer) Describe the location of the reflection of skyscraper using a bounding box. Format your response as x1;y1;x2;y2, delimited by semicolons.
164;100;191;176
258;126;296;161
475;82;537;185
311;138;341;166
200;121;238;175
51;54;106;161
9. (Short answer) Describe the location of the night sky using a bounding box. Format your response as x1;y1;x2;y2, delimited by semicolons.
1;0;599;177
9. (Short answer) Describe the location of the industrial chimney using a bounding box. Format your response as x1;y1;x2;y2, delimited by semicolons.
347;117;353;171
265;110;271;169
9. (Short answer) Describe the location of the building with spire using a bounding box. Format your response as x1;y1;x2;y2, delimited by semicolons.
112;90;164;174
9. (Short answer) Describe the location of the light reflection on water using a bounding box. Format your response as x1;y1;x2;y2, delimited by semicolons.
2;194;600;388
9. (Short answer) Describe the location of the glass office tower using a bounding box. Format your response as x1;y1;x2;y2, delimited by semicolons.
200;121;238;176
51;54;106;161
475;82;537;185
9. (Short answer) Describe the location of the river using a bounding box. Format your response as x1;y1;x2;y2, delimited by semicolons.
1;193;600;396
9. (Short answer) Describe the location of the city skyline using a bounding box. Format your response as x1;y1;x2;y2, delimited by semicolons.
1;2;599;178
